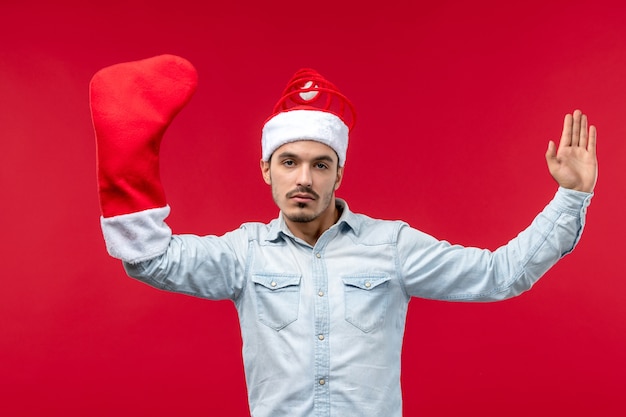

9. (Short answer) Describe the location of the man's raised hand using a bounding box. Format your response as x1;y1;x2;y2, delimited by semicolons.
546;109;598;193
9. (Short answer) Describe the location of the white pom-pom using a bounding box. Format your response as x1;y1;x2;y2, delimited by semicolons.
299;81;319;101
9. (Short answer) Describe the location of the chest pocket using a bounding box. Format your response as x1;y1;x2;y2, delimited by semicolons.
342;274;392;333
252;273;301;331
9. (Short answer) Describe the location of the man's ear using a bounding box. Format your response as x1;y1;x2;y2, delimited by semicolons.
334;166;344;191
260;159;271;185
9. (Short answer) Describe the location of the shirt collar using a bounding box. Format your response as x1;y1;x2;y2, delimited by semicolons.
265;198;361;242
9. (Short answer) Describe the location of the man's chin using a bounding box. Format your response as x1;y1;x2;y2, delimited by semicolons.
284;207;317;223
285;213;317;223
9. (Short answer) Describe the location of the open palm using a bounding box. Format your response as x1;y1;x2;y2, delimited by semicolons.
546;110;598;193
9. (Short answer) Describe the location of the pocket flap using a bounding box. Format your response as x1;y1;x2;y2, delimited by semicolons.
342;274;391;290
252;273;301;290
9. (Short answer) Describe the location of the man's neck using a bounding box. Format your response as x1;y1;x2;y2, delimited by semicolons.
285;202;341;246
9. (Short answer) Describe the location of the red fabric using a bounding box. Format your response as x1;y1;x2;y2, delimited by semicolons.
269;68;356;131
90;54;198;218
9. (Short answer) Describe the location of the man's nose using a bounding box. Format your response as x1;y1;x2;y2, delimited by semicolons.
296;166;312;188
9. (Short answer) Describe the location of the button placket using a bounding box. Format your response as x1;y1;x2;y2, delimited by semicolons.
312;243;330;414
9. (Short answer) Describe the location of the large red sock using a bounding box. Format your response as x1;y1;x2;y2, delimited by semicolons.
90;54;198;218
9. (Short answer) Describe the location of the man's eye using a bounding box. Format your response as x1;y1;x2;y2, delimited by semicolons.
283;160;295;166
315;163;328;169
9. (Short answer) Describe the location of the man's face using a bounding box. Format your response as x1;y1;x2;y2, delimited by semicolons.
260;140;344;225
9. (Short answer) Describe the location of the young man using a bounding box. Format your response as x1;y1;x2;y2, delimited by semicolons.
90;55;597;417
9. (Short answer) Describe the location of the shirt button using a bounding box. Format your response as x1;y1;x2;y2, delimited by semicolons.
318;291;324;297
316;253;321;258
364;281;371;288
270;281;277;287
319;379;325;385
318;334;325;341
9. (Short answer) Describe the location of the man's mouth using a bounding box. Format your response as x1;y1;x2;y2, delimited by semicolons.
287;188;318;202
290;193;315;203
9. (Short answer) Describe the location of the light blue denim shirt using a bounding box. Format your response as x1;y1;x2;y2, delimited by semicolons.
124;187;592;417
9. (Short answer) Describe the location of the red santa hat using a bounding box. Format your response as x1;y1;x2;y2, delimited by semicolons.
261;68;356;166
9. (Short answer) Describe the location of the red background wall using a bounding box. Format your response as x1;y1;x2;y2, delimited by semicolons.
1;0;624;415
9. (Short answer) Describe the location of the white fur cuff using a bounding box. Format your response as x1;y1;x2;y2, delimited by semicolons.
101;206;172;264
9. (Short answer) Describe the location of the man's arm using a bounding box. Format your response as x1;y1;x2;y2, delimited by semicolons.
400;187;592;301
401;110;597;301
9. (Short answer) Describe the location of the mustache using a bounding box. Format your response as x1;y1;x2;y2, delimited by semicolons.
286;186;319;199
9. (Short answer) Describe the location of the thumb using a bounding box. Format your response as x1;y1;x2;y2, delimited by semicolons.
545;140;557;162
545;140;561;178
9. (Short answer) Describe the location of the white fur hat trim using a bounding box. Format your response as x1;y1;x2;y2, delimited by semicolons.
261;109;349;166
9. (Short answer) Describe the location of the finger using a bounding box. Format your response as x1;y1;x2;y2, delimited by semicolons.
559;113;573;150
571;109;582;147
579;113;589;149
588;125;597;156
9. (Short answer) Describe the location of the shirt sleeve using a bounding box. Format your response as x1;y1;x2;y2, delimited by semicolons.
123;227;250;301
399;187;593;301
